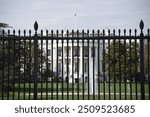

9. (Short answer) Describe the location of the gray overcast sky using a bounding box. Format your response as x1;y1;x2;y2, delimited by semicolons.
0;0;150;32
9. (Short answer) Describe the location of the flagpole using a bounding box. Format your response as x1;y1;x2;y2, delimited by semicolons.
74;8;77;30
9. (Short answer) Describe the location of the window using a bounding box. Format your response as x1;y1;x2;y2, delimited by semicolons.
58;63;61;74
84;62;87;73
84;47;88;57
74;47;80;56
75;62;78;72
91;47;95;57
102;60;105;72
58;47;62;56
48;49;51;56
65;47;71;57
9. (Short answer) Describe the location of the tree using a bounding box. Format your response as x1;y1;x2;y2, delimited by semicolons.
144;42;150;74
104;40;140;82
42;69;56;82
0;23;46;91
0;23;12;28
0;22;13;91
14;40;46;83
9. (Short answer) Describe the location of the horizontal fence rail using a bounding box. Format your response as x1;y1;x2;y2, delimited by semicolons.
0;20;150;100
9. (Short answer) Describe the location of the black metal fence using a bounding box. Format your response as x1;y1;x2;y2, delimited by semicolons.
0;20;150;100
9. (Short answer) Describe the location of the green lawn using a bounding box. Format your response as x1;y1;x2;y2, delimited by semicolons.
0;82;149;100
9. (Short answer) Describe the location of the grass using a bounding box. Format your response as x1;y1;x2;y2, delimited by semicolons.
0;82;149;100
1;94;150;100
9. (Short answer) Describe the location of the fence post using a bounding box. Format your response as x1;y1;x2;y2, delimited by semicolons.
34;21;38;100
139;20;145;100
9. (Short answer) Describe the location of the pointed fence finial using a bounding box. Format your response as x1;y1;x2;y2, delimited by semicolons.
139;20;144;30
34;21;38;31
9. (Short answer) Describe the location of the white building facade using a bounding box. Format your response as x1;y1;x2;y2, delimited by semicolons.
41;38;105;84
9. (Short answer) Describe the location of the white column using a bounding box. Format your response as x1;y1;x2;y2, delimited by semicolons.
89;46;93;94
100;43;103;73
95;47;98;77
89;45;98;94
95;47;98;94
53;41;57;72
70;45;73;83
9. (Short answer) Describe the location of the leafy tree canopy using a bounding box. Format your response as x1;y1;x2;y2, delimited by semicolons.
0;22;12;29
104;39;140;82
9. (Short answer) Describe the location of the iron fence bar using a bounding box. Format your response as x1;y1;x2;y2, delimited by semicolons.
2;30;5;100
77;30;79;100
113;30;116;100
0;34;141;39
66;30;69;100
82;30;85;100
148;29;150;100
33;21;38;100
108;30;111;100
0;36;143;41
87;30;90;100
61;30;64;100
139;20;145;100
46;38;48;99
7;31;10;99
51;30;54;100
71;30;74;100
129;29;132;100
18;30;21;100
12;30;15;100
97;30;100;100
40;30;43;100
148;41;150;99
56;30;59;100
46;30;50;100
124;29;127;100
102;30;106;100
134;29;138;100
40;34;43;100
23;30;26;100
29;33;32;100
92;30;95;100
118;29;121;100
